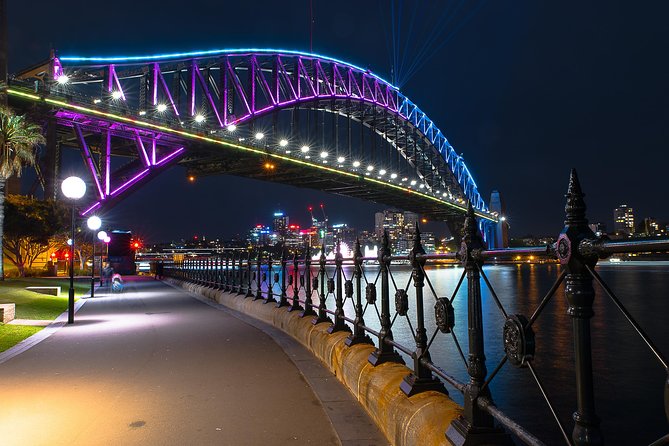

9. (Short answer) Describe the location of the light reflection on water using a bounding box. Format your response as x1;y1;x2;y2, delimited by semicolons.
256;262;669;445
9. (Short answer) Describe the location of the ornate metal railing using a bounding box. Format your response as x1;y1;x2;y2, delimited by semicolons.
163;170;669;446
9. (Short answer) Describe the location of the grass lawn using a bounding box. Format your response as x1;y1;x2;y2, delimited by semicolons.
0;325;42;352
0;277;91;353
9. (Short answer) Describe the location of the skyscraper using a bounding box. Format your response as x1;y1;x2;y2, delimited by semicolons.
613;205;635;235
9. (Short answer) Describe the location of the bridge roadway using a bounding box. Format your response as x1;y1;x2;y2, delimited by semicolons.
0;277;387;445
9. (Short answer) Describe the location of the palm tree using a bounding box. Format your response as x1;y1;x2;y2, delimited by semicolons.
0;106;44;279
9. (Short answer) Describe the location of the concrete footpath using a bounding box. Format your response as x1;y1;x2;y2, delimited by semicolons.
0;277;386;446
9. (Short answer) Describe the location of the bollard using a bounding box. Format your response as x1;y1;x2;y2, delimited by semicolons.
368;230;404;366
401;224;446;396
345;239;373;346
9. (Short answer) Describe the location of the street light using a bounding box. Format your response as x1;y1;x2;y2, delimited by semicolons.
87;216;101;298
61;176;86;324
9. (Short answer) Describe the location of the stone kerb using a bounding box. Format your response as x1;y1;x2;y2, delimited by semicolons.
167;278;462;446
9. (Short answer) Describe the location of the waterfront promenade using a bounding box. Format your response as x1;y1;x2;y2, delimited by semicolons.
0;277;386;446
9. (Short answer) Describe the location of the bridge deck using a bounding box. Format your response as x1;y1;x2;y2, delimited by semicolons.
0;277;386;445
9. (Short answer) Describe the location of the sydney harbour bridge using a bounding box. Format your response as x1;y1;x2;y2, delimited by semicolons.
6;48;502;245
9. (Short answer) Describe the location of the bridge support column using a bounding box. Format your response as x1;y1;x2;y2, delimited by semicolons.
43;117;60;200
557;170;603;446
446;205;512;446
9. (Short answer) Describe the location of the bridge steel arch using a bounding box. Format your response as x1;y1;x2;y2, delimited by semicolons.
8;48;498;227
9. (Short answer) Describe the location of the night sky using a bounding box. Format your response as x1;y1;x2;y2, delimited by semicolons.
7;1;669;242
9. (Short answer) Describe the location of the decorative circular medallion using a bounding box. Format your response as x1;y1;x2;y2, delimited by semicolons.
366;283;377;305
434;298;455;333
395;289;409;316
344;280;354;298
503;314;535;367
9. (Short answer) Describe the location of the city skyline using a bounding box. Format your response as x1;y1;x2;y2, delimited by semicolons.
6;1;669;240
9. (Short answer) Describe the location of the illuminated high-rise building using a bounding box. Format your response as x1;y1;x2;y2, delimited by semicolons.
273;212;289;235
613;205;635;235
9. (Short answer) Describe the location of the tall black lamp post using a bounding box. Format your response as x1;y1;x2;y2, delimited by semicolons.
86;216;101;298
61;176;86;324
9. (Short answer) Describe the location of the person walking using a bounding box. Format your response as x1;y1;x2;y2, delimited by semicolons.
101;262;114;288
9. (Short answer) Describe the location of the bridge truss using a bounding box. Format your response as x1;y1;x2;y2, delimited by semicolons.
8;48;497;225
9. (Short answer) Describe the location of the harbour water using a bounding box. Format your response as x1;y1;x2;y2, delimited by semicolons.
298;261;669;445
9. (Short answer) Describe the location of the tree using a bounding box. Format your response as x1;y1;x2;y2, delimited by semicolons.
0;107;44;279
3;194;68;277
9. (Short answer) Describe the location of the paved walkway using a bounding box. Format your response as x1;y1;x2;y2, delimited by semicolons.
0;277;385;446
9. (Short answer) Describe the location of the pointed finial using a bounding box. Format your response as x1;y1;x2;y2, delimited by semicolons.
354;238;362;258
412;223;425;258
463;202;476;241
565;168;588;226
381;229;390;251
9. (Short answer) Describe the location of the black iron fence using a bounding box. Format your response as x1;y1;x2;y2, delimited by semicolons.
164;170;669;446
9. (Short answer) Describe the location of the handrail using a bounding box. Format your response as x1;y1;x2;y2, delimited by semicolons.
160;169;669;445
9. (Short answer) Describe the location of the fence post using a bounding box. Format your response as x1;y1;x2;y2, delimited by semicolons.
313;242;332;324
368;230;404;366
401;224;446;396
277;249;289;307
301;245;316;317
328;240;351;334
346;239;373;346
265;253;276;303
556;169;603;446
236;252;244;295
246;251;254;298
446;204;511;445
224;252;231;291
254;252;263;300
288;252;303;312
